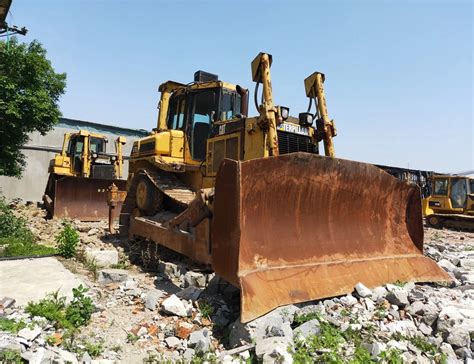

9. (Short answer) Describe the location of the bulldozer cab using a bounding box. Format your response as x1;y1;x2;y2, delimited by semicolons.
430;176;472;211
166;83;241;161
44;130;126;221
65;133;108;176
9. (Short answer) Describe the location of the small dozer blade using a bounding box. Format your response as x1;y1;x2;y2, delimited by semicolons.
212;153;449;322
43;175;127;221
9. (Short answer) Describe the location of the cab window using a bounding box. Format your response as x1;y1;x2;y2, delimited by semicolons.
450;179;467;208
67;136;84;156
90;137;105;153
167;96;186;130
433;178;448;195
220;91;241;121
189;89;218;160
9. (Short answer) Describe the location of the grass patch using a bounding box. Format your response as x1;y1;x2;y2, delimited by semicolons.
126;332;139;343
292;317;373;363
293;311;320;325
25;285;94;330
0;238;56;257
0;197;56;257
391;333;441;357
0;317;26;333
198;300;214;319
0;349;22;363
379;348;404;364
80;339;104;358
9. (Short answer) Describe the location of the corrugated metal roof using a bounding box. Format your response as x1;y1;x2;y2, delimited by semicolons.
58;118;149;137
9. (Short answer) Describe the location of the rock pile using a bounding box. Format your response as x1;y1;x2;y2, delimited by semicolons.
2;200;473;363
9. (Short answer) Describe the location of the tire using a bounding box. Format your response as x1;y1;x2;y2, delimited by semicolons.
135;176;163;215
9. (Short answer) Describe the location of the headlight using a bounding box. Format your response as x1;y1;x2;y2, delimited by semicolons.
92;153;98;158
298;112;313;127
280;106;289;120
111;156;117;161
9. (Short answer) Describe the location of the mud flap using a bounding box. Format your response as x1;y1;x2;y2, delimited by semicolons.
44;175;127;221
211;153;450;322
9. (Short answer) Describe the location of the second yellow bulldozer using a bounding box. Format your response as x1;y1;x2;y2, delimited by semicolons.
120;53;449;322
43;130;127;221
423;175;474;230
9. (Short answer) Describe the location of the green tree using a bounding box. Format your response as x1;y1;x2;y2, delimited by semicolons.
0;37;66;177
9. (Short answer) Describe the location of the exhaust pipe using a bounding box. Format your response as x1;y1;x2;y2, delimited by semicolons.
236;85;249;117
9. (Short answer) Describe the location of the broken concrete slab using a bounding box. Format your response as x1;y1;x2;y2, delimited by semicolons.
97;269;129;284
0;257;85;306
85;249;118;267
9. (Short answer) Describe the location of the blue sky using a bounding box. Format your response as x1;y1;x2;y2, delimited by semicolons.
6;0;473;172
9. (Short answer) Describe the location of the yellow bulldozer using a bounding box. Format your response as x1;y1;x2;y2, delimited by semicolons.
423;175;474;230
43;130;127;221
120;52;448;322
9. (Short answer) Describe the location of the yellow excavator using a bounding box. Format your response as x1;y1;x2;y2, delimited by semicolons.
120;52;448;322
43;130;127;221
423;175;474;230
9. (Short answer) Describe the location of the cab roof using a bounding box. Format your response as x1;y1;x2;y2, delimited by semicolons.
159;80;237;96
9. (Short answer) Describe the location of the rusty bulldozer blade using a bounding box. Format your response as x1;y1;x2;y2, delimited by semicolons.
43;174;127;221
212;153;450;322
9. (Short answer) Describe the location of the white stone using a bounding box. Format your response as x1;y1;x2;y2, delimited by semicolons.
85;249;118;267
18;325;42;341
407;301;425;316
438;259;459;274
262;344;293;364
87;228;100;236
161;294;188;317
294;319;320;339
364;298;376;311
460;273;474;284
371;286;388;301
447;327;470;348
340;294;358;306
97;269;129;284
255;336;292;359
440;343;458;360
183;271;207;288
137;326;148;336
165;336;181;348
144;289;164;310
363;341;386;358
355;282;372;298
188;329;211;353
418;322;433;336
386;289;409;307
460;258;474;269
385;320;418;336
183;348;195;361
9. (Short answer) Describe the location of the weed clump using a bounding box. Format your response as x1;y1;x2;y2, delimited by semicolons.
25;284;94;330
0;197;56;257
55;223;79;258
65;285;94;327
198;300;214;319
0;317;27;333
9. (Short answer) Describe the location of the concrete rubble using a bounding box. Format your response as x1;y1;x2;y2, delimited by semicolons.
0;202;473;362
